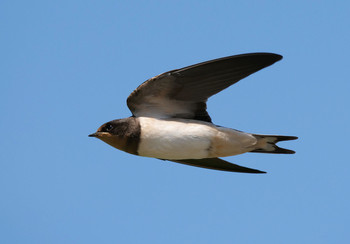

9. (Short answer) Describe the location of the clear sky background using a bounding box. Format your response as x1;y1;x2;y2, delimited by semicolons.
1;0;349;243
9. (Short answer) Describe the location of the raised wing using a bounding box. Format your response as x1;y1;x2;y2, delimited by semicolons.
127;53;282;122
168;158;266;173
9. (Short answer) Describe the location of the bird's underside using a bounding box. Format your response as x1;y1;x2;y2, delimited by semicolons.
136;117;298;174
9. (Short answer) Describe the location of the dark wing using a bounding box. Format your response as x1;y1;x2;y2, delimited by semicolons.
127;53;282;122
168;158;266;173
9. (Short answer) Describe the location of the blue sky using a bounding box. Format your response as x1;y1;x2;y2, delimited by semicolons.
1;0;349;243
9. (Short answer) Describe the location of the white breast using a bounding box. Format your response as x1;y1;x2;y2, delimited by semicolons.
137;117;258;160
137;117;216;159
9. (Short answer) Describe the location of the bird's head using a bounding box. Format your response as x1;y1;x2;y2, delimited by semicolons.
89;117;140;155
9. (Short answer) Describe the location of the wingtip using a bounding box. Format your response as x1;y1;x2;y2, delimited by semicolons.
260;52;283;63
275;54;283;61
250;169;267;174
243;52;283;65
268;53;283;63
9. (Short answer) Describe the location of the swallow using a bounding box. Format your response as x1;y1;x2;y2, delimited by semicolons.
89;53;297;173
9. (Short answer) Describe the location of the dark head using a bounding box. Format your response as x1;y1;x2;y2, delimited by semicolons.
89;117;141;155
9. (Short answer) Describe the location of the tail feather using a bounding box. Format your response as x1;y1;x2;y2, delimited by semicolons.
251;135;298;154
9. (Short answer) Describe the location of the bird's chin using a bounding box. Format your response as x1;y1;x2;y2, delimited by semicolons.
95;134;128;152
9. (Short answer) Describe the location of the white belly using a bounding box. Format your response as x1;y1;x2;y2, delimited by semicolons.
137;117;258;160
138;117;215;159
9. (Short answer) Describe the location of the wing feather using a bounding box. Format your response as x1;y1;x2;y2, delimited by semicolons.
169;158;266;173
127;53;282;122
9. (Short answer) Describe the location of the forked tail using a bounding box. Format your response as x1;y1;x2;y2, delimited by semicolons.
251;134;298;154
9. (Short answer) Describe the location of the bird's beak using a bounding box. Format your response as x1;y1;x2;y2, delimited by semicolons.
88;132;99;137
89;131;110;138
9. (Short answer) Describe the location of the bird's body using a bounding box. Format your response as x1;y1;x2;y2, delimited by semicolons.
90;53;297;173
137;117;256;160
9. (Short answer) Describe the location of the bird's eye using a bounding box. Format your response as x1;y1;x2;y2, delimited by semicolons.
104;124;113;132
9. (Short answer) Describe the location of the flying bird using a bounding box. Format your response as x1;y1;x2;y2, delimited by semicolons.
89;53;297;173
